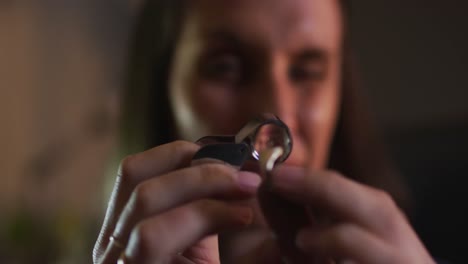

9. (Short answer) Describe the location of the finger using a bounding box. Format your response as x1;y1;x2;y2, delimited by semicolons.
119;140;200;183
296;224;391;264
170;255;196;264
94;141;199;262
123;200;253;263
270;166;405;234
112;164;261;244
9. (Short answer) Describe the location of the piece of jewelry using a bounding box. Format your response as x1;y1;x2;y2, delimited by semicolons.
193;113;292;167
117;252;131;264
109;235;126;249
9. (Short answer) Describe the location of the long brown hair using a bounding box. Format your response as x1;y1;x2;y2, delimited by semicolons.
120;0;409;209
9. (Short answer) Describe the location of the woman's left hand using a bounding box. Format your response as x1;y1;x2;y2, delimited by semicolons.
269;166;435;264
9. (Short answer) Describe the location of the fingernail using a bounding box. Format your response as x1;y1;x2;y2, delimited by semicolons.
230;206;254;226
237;171;261;192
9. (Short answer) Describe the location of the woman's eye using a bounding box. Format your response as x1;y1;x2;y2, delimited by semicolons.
289;63;326;84
202;55;242;83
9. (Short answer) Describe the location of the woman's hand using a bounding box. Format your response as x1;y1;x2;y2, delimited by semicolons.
269;166;436;264
93;141;261;264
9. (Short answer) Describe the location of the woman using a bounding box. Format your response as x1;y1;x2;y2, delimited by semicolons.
94;0;436;263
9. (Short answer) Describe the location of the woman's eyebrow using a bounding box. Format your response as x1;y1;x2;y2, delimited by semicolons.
202;30;261;57
203;31;243;46
294;48;328;63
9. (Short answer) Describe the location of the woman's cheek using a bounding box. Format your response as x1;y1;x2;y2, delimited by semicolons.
190;81;245;135
298;96;339;169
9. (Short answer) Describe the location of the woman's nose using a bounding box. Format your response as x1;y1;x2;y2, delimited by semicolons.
252;59;297;132
245;58;308;167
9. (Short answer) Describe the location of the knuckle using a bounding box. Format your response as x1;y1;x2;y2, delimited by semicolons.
131;224;154;258
332;224;356;245
118;154;138;184
130;222;165;259
371;189;402;230
130;183;153;214
375;189;398;213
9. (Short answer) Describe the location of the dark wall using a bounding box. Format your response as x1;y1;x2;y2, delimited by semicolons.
349;1;468;262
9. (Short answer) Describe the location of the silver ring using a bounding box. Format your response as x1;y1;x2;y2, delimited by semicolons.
109;235;126;249
195;113;292;165
117;252;131;264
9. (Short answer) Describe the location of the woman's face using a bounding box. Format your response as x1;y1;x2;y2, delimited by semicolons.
169;0;343;169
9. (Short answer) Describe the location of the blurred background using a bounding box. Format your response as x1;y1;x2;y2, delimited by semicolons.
1;0;466;263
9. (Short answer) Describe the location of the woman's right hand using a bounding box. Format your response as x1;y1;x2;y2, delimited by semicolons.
93;141;261;264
